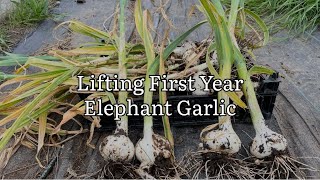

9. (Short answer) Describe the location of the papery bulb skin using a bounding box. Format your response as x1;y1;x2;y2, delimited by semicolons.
172;41;196;57
193;71;210;96
200;123;241;155
99;134;135;163
250;126;287;159
135;133;172;169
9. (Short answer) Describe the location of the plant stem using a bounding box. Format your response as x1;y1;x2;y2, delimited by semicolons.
201;0;234;127
117;0;128;134
134;0;155;138
227;0;267;133
143;77;154;136
217;53;232;128
159;30;174;148
234;49;266;133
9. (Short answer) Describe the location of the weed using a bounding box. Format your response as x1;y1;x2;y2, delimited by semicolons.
245;0;320;35
0;0;55;52
8;0;50;26
0;32;7;50
0;27;10;52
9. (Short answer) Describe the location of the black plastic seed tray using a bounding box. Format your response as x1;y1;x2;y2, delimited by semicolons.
256;73;280;120
83;73;280;131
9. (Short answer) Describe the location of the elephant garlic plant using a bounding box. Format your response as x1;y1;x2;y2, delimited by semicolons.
198;0;242;156
234;44;288;159
99;0;134;163
134;0;172;169
229;1;288;159
200;0;288;159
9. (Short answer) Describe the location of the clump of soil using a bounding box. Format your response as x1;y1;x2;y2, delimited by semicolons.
148;156;177;179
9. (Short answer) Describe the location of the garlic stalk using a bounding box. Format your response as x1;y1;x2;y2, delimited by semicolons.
99;0;134;162
229;0;287;159
198;0;241;155
199;71;241;155
234;49;287;158
134;0;172;169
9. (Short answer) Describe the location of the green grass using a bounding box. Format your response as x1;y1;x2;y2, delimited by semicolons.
8;0;50;26
245;0;320;35
0;30;9;51
0;0;53;52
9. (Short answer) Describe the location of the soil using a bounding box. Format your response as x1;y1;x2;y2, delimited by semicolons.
0;24;35;52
